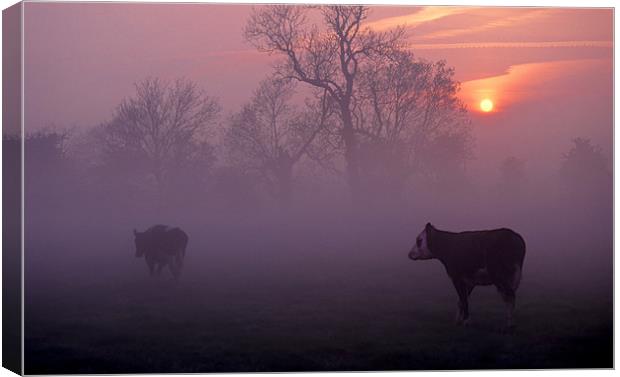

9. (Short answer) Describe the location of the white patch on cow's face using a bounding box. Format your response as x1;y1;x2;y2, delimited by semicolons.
408;228;433;260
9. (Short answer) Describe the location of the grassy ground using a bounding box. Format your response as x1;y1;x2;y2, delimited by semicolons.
24;240;612;374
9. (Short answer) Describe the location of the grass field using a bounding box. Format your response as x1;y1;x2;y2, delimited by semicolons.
24;225;612;373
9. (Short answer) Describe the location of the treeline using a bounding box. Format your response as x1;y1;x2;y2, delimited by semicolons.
7;5;612;221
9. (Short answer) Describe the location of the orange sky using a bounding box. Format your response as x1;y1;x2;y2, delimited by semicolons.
23;4;613;180
363;6;613;113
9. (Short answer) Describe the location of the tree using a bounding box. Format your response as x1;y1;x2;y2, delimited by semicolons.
498;156;526;196
99;78;220;192
224;76;333;200
559;137;610;194
24;130;69;173
244;5;404;196
355;50;472;194
22;130;77;207
416;131;473;190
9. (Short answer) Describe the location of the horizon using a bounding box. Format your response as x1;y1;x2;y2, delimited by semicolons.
22;3;613;184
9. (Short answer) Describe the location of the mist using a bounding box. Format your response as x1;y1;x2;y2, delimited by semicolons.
20;120;612;372
16;3;612;373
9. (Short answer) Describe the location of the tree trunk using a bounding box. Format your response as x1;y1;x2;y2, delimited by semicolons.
340;103;361;199
279;175;292;202
152;159;167;211
275;164;293;203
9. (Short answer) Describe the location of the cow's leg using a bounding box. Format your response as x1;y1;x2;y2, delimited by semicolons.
452;279;471;326
497;286;516;331
175;251;184;271
177;248;185;269
163;251;180;279
168;258;181;280
176;256;183;278
462;285;476;325
146;259;155;276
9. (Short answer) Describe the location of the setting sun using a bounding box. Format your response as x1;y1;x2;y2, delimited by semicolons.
480;98;494;112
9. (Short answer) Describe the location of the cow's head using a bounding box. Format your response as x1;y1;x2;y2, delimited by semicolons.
133;229;146;258
409;222;435;260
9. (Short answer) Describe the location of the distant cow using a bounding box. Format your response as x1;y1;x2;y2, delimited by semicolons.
133;225;188;279
408;223;526;329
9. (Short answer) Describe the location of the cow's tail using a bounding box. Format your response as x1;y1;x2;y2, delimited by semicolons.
513;232;526;290
178;237;188;269
176;248;184;269
512;264;522;290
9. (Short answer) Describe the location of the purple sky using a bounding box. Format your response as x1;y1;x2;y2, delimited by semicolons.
24;3;613;180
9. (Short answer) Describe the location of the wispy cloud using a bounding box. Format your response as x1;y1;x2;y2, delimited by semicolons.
409;40;613;50
418;9;553;40
366;7;466;32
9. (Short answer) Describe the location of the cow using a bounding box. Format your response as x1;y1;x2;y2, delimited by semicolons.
408;223;526;330
133;225;189;280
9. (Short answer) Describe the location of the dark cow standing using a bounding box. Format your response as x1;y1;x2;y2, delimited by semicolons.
133;225;189;279
409;223;526;329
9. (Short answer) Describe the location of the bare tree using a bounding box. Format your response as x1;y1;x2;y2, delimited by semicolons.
559;137;611;195
225;76;333;200
24;130;70;171
99;78;220;191
354;50;472;193
244;5;404;196
498;156;527;197
24;129;73;197
356;50;430;144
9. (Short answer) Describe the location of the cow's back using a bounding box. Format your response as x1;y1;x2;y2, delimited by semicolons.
482;228;526;266
164;228;189;252
441;228;525;280
144;225;188;258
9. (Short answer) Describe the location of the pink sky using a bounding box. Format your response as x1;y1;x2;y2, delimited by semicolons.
23;3;613;179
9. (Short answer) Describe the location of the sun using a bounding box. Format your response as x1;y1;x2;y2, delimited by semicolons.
480;98;494;112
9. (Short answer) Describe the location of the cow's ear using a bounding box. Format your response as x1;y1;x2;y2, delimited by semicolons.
425;222;433;230
133;229;138;236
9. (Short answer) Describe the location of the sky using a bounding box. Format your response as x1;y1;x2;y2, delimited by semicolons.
23;3;613;181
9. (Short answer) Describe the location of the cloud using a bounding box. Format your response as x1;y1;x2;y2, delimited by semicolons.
368;8;558;41
366;7;466;32
409;40;613;50
418;9;553;40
